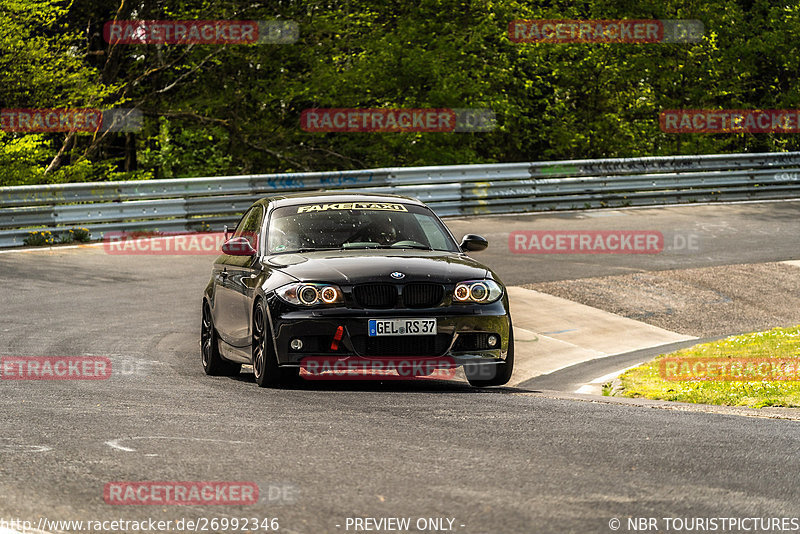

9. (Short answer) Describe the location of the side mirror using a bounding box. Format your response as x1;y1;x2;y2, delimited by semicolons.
223;225;230;241
221;236;257;256
460;234;488;252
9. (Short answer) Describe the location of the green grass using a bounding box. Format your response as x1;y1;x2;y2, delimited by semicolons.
619;325;800;408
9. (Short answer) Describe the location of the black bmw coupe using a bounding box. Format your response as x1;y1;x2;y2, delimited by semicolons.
202;192;513;387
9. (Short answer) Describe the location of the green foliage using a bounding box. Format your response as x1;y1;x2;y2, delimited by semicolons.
23;230;55;246
56;230;75;244
23;227;90;246
73;227;91;242
137;118;233;178
0;133;51;185
2;0;800;186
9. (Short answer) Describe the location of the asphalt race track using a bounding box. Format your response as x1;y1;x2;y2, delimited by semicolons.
1;201;800;533
446;200;800;284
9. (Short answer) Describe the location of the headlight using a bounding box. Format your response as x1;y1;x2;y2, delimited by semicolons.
276;283;344;306
453;280;503;304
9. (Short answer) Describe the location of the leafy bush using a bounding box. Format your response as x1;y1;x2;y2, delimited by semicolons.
0;133;50;186
23;228;90;246
56;230;75;244
72;227;91;242
23;230;54;246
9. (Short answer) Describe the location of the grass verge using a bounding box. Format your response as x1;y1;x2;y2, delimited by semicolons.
619;325;800;408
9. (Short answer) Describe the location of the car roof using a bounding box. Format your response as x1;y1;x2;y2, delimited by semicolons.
255;191;427;209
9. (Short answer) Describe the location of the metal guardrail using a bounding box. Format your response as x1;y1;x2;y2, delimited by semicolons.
1;152;799;248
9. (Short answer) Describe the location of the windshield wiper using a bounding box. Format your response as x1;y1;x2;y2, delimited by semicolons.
274;247;337;254
341;243;433;251
340;244;394;249
395;244;432;250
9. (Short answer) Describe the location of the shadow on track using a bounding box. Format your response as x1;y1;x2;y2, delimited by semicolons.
224;369;537;394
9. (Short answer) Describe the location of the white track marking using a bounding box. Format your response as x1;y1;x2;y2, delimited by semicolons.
104;436;249;453
574;362;644;394
0;444;52;453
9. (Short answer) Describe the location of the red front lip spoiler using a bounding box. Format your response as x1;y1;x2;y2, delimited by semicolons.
299;355;457;380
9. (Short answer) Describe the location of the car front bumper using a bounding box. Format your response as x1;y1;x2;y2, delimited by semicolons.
267;297;511;367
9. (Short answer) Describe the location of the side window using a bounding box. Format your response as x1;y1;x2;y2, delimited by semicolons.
233;206;263;249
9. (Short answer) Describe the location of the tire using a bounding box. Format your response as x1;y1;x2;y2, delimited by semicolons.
201;301;242;376
465;328;514;387
252;299;299;388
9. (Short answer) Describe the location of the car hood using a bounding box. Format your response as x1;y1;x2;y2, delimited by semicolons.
266;249;492;285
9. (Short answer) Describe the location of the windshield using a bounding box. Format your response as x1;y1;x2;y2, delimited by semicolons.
267;201;460;254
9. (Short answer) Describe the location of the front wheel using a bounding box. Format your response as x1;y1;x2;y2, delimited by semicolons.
201;302;242;376
465;328;514;387
252;299;299;388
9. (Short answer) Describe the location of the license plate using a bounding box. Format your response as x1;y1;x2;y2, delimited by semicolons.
368;318;437;336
